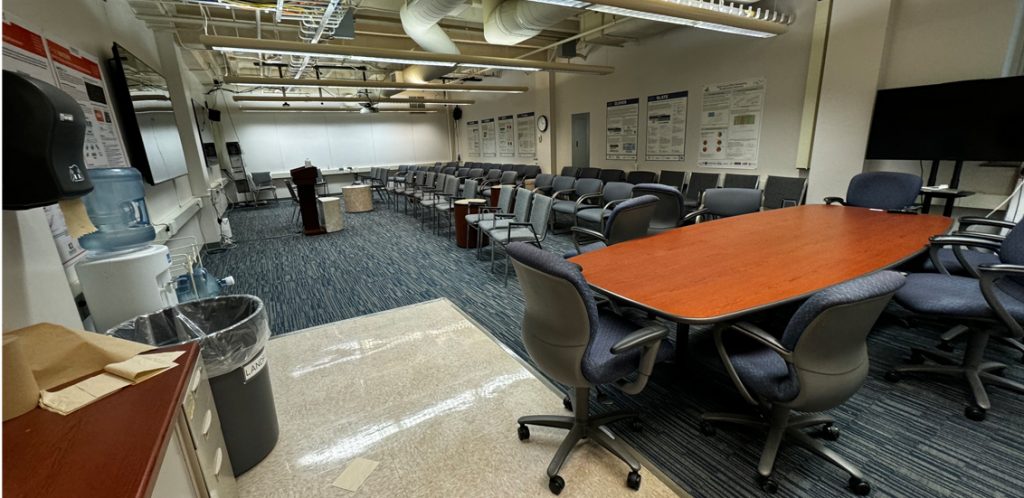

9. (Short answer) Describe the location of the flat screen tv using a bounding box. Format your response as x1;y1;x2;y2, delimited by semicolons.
108;43;188;184
865;75;1024;162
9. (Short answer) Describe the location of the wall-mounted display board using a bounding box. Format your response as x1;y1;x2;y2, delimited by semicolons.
516;112;537;159
467;120;481;156
481;118;497;157
497;115;515;157
645;91;688;161
698;77;765;169
606;98;639;160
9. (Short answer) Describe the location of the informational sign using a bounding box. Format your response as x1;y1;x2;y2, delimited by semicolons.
516;112;537;159
497;115;515;157
606;98;639;160
481;118;497;157
645;91;688;161
698;77;765;169
466;120;481;156
45;37;127;169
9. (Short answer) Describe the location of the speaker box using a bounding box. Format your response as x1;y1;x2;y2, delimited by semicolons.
452;106;463;121
208;108;221;122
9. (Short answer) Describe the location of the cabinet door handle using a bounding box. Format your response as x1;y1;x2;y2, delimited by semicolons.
213;447;223;476
202;409;213;439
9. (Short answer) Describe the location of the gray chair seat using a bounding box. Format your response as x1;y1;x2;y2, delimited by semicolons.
582;311;674;385
575;208;609;224
895;273;1024;321
727;340;799;403
563;241;606;258
552;199;583;214
477;218;512;231
921;248;1000;275
465;212;495;224
489;226;538;244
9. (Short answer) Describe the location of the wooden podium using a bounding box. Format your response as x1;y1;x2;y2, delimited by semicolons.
290;166;325;236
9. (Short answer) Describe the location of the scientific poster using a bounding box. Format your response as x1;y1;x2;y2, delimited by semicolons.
606;98;639;160
497;115;515;157
467;120;481;156
45;37;127;169
516;112;537;158
698;77;765;169
481;118;497;157
645;91;688;161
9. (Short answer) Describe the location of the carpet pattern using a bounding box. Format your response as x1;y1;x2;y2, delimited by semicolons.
206;199;1024;498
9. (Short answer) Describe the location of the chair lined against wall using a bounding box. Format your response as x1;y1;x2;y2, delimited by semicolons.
684;187;761;224
626;171;658;184
248;172;277;206
487;192;554;284
658;170;686;190
598;169;626;183
476;187;534;260
762;176;808;210
632;183;686;233
723;173;760;189
567;195;659;257
551;178;602;233
577;167;601;179
573;181;634;229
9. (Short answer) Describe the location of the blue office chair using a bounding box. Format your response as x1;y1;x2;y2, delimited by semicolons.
887;224;1024;421
824;172;922;211
701;271;905;496
684;187;762;223
508;242;674;495
566;195;658;257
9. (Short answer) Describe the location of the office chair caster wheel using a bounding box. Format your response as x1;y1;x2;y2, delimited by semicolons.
965;405;986;422
937;341;956;353
563;395;572;411
848;477;871;495
548;475;565;495
820;423;840;441
699;421;716;436
517;424;530;441
626;470;642;490
884;371;902;382
757;475;778;494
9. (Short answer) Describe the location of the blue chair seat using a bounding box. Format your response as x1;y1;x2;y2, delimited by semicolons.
728;342;799;403
553;200;598;215
563;241;607;258
575;208;609;224
582;311;674;385
921;248;1000;275
895;273;1024;321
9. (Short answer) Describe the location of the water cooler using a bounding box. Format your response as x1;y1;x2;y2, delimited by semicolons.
75;168;177;331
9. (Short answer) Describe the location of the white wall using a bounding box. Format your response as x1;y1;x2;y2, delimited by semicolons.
459;71;552;169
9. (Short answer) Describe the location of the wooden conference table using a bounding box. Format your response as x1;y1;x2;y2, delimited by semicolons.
569;205;953;357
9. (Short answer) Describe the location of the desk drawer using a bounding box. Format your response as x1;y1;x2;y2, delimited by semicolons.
182;360;237;498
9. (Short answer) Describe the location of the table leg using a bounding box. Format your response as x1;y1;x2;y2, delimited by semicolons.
674;323;689;364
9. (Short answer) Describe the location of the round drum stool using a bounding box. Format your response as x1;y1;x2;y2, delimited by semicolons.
341;185;373;213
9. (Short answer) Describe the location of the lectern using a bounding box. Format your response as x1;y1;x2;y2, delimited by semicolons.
290;166;325;236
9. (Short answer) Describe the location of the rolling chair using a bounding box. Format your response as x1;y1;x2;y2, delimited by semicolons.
631;183;685;233
508;241;674;494
701;271;905;495
566;195;658;257
824;171;922;211
887;225;1024;421
684;188;761;223
922;216;1011;276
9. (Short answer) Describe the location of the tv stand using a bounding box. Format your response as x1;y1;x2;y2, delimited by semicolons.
922;159;973;217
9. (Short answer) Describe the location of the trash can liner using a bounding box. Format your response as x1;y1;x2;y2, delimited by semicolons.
104;295;269;378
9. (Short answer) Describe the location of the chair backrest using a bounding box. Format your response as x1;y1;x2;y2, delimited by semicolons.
632;183;685;232
560;166;578;177
468;167;484;179
500;164;515;172
484;169;502;181
845;172;922;210
533;173;554;191
701;188;762;220
423;172;436;187
512;187;533;222
779;271;904;411
456;167;470;178
763;176;808;209
496;184;516;213
723;174;759;189
507;242;597;387
443;174;459;196
251;172;272;187
527;193;553;240
284;180;299;202
658;170;686;190
684;172;721;204
577;167;600;179
499;170;518;185
601;182;634;203
603;195;658;245
397;165;409;174
462;179;480;200
626;171;658;184
442;166;456;175
574;178;604;197
598;169;625;183
401;171;415;187
521;166;541;179
551;175;577;194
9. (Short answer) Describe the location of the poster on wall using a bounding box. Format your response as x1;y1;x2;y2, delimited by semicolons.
606;98;639;160
497;115;515;157
645;91;688;161
481;118;497;157
45;37;127;169
467;120;481;156
698;77;765;169
516;112;537;159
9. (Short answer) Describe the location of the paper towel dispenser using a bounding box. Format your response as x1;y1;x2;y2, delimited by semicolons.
3;70;93;210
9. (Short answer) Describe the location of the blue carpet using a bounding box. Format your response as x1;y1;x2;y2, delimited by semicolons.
206;199;1024;498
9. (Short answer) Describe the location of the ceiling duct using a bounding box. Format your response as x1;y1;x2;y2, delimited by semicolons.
398;0;466;87
482;0;577;46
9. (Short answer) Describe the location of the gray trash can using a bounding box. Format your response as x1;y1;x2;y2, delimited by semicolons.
104;294;278;476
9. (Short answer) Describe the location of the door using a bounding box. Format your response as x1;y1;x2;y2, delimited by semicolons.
571;112;590;168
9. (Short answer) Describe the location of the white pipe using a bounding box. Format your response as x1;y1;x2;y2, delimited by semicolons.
482;0;576;46
400;0;465;54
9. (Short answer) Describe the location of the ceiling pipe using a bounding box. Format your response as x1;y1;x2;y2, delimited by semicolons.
398;0;466;87
482;0;577;46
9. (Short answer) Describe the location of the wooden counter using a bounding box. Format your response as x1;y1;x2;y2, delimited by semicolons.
3;344;199;498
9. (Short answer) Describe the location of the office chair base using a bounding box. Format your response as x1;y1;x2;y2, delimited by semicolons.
935;324;1024;363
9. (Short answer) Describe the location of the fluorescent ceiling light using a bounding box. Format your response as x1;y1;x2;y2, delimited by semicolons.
200;35;614;75
232;95;475;105
239;107;441;113
223;76;528;93
528;0;789;37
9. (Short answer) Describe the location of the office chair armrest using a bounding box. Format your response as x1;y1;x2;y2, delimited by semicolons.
552;189;577;200
613;323;670;395
977;264;1024;338
570;226;606;243
713;322;789;406
507;222;541;245
533;186;553;194
610;324;669;355
728;322;792;359
950;230;1005;243
493;213;516;219
823;196;846;206
959;216;1016;231
929;236;1002;277
576;192;602;206
602;198;626;211
681;208;709;225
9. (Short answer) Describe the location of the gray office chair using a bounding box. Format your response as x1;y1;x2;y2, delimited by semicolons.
824;171;922;211
683;172;720;210
551;178;602;232
573;181;634;228
658;170;686;190
684;188;762;223
567;195;658;257
723;173;760;189
887;225;1024;421
701;271;905;496
248;172;277;205
476;187;533;260
762;176;808;209
532;173;555;194
468;184;514;250
631;183;686;233
508;241;674;495
487;192;553;284
284;179;300;224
